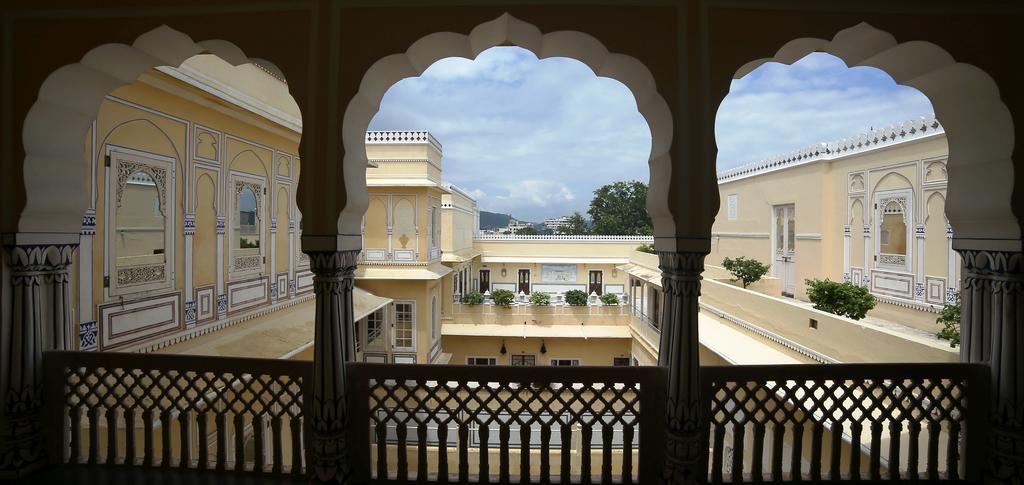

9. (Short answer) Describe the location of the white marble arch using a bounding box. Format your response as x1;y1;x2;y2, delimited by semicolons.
339;13;677;250
731;22;1016;251
18;25;292;236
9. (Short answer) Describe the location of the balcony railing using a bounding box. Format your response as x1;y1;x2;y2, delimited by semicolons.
702;363;988;483
347;362;666;483
41;352;987;483
42;351;310;475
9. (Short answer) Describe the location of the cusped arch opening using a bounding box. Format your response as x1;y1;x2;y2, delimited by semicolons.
19;25;300;236
340;13;675;244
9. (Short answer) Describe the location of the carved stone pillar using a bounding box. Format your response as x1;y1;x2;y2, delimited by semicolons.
308;249;359;483
842;225;851;283
0;243;76;477
183;214;196;327
914;223;926;302
657;250;707;484
959;249;1024;481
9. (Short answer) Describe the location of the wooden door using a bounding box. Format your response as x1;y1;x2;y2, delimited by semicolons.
518;269;530;294
479;269;490;293
589;270;603;295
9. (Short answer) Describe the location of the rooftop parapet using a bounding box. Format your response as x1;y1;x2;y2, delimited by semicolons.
717;114;943;183
366;130;443;153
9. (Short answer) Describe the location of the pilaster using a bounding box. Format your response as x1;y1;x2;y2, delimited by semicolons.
657;250;707;484
270;218;277;302
862;225;872;287
78;212;96;350
958;249;1024;481
0;243;76;477
842;224;851;283
183;214;196;327
914;223;926;302
308;249;359;483
215;216;226;318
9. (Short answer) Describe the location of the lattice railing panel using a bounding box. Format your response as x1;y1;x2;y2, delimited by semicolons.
702;363;988;483
349;363;666;484
43;351;311;475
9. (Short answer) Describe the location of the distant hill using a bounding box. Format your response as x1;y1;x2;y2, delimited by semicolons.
479;211;512;230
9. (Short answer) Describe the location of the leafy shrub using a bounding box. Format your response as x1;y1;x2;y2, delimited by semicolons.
599;293;620;305
805;278;876;320
636;243;656;254
936;293;961;348
564;289;588;306
529;292;551;306
461;292;484;305
490;289;516;307
722;256;770;288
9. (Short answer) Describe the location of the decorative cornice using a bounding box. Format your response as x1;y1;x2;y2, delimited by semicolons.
365;131;443;153
718;115;943;183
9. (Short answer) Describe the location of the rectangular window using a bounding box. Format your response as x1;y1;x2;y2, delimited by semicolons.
550;359;580;367
393;302;415;350
365;308;386;350
467;357;496;366
511;354;536;366
727;194;738;220
612;357;631;367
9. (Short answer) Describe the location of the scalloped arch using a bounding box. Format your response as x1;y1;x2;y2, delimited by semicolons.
339;13;674;238
19;25;291;235
730;22;1016;246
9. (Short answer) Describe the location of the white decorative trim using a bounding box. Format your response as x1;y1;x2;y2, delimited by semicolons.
476;235;654;242
712;232;769;239
794;233;822;240
718;115;943;182
366;131;442;153
700;303;837;364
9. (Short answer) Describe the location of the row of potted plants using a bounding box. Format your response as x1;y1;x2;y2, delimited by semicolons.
460;289;621;308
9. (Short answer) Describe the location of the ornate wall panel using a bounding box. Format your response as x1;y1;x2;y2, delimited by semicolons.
193;284;217;324
226;276;270;315
870;269;914;300
98;292;181;350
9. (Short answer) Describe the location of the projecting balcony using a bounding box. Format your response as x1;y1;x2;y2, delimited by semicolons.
38;350;987;483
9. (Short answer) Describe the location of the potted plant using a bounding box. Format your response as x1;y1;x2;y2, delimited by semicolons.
461;292;484;305
490;289;516;308
599;293;620;305
564;289;588;306
529;292;551;306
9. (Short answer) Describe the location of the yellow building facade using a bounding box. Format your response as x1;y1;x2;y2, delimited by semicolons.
75;55;314;352
711;116;958;312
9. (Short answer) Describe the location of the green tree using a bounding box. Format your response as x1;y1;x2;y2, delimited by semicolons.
556;212;590;235
515;226;539;235
722;256;770;288
936;293;961;348
588;181;652;235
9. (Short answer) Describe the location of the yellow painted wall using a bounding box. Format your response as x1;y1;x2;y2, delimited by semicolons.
442;336;631;366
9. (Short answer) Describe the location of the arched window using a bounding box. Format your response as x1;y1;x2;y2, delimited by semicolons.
874;190;912;271
231;177;265;276
108;150;174;296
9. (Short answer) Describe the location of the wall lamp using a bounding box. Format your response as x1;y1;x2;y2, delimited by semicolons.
500;339;507;355
540;340;547;354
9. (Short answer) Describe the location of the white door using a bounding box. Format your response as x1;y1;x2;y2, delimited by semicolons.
773;204;796;297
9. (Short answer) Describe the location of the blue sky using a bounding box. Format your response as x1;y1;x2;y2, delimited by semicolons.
369;48;933;221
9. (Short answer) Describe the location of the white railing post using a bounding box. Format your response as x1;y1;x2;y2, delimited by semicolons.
657;250;707;484
307;249;360;483
1;242;76;478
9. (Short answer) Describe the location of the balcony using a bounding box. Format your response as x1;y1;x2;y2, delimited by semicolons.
39;350;987;483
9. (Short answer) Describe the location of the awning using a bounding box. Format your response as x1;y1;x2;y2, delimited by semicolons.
356;262;452;280
442;247;482;263
442;323;632;339
481;256;629;264
354;287;393;321
618;263;662;285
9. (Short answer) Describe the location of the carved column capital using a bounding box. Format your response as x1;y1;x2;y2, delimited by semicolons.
2;242;77;477
956;248;1024;481
308;249;359;483
657;250;709;484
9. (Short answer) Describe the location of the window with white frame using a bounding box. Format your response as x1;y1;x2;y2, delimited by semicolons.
511;354;536;366
467;357;497;365
727;194;738;221
364;307;386;351
393;301;415;351
550;358;580;367
874;189;912;270
431;295;439;343
107;149;175;296
231;174;265;276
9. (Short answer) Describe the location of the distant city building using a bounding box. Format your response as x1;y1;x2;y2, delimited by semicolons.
544;216;571;231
